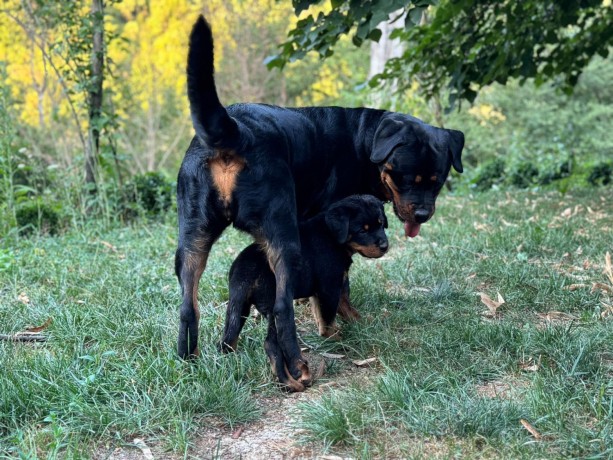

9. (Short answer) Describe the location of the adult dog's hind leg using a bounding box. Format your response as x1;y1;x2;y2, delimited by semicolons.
176;232;220;359
263;314;305;392
175;166;228;359
262;213;311;389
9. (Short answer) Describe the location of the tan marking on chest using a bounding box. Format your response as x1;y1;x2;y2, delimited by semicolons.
208;151;245;206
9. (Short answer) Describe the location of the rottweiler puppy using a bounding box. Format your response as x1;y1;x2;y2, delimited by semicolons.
176;16;464;391
220;195;388;386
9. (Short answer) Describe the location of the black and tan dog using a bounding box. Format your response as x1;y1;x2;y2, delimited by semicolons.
220;195;388;389
175;16;464;391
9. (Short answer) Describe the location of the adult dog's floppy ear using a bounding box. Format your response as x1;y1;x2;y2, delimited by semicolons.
325;206;350;244
371;117;405;163
446;129;464;173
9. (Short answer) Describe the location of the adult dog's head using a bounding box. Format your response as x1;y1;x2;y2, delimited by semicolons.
371;113;464;238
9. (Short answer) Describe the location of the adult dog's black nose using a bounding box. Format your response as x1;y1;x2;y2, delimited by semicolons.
414;209;430;223
379;240;388;252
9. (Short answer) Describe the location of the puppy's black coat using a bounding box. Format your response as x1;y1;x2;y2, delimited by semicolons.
176;16;465;391
221;195;388;372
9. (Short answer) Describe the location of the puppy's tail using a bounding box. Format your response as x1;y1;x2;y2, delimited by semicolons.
187;16;238;147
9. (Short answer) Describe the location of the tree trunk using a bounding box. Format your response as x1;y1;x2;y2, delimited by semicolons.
85;0;104;187
369;10;404;108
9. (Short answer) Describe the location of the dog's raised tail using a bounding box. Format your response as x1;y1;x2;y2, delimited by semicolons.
187;16;238;147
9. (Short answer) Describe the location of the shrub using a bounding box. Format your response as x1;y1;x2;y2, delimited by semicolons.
471;158;506;191
128;172;173;215
587;162;612;186
536;147;574;185
507;161;538;188
15;199;64;235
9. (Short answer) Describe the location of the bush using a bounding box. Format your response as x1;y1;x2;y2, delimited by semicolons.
471;158;506;191
128;172;173;215
587;162;612;186
15;199;64;235
507;161;539;188
536;147;574;185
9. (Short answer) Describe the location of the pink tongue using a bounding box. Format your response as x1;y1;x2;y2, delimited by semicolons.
404;222;421;238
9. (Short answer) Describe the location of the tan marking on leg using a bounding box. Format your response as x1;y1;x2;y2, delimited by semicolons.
208;150;245;206
415;175;422;183
310;296;340;339
296;357;311;386
282;364;306;392
183;250;208;357
309;296;324;333
338;291;361;321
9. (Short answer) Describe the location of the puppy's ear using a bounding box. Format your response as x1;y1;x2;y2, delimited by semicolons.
371;117;405;163
325;207;350;244
446;129;464;173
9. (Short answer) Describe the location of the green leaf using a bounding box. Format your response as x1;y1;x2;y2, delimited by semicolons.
368;28;383;43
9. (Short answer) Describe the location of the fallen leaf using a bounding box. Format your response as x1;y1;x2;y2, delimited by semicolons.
605;252;613;284
501;219;518;227
26;318;52;333
17;293;30;304
537;311;577;322
133;438;154;460
314;359;326;380
321;352;345;359
591;283;613;294
564;284;589;291
352;357;378;367
231;427;244;439
561;207;572;218
520;419;542;440
479;292;505;315
99;240;117;252
520;358;540;372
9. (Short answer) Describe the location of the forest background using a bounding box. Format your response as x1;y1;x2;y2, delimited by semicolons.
1;0;612;235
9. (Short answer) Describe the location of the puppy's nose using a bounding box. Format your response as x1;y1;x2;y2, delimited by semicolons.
414;209;430;223
378;240;388;252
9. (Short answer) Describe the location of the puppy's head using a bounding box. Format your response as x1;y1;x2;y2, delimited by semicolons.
324;195;389;258
371;113;464;238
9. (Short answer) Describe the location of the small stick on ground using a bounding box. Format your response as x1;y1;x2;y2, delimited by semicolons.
0;333;48;342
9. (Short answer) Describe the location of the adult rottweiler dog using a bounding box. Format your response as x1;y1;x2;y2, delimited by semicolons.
220;195;388;389
176;16;464;391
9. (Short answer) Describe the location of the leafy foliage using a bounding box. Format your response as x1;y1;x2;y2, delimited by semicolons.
272;0;613;105
15;198;64;235
587;162;612;186
129;172;173;215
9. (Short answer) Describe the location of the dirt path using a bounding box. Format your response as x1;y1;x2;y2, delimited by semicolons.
95;356;374;460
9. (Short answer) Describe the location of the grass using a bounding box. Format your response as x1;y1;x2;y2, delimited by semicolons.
0;188;612;458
